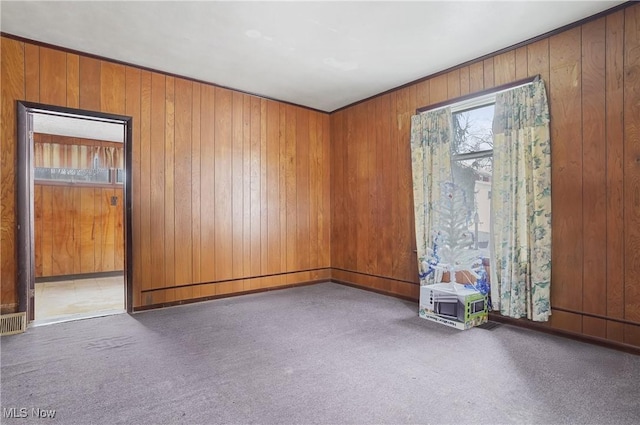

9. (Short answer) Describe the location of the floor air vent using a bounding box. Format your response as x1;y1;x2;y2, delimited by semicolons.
1;312;27;336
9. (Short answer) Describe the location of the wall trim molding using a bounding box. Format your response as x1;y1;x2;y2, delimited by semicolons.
0;32;329;115
552;306;640;327
329;272;640;355
331;279;418;303
139;268;332;293
489;313;640;356
130;274;640;356
331;1;634;114
35;271;123;283
132;279;325;312
330;267;418;286
0;303;19;315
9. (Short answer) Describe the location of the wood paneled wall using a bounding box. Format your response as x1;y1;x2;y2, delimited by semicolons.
331;3;640;348
0;37;331;312
2;5;638;350
34;184;124;277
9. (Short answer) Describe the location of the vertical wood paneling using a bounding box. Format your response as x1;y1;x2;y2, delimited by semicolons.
139;70;152;293
79;56;101;111
4;4;640;349
459;67;470;96
101;188;115;272
328;4;640;349
296;108;310;271
483;58;495;89
2;35;332;313
93;187;103;273
344;106;358;270
395;87;416;282
515;47;529;80
259;100;268;277
100;62;126;114
387;92;399;277
429;74;448;103
549;28;584;334
278;105;288;273
66;53;80;108
469;61;484;93
528;39;551;87
376;95;393;275
114;192;124;274
330;110;345;270
35;185;124;277
232;92;245;278
1;38;24;307
447;70;460;99
40;47;66;105
174;78;193;287
41;187;53;277
605;10;625;342
150;72;166;291
34;185;43;276
191;83;202;294
364;101;376;274
164;77;176;296
285;105;298;271
308;112;319;269
266;100;281;274
354;103;368;273
320;114;331;268
125;66;141;303
25;43;39;102
493;51;516;86
53;187;72;275
624;5;640;327
415;80;430;107
214;87;233;281
243;96;253;279
79;186;94;274
200;85;216;282
581;18;607;338
249;97;261;277
72;187;82;274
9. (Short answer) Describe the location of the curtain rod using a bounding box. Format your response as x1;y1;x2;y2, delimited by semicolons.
415;75;540;114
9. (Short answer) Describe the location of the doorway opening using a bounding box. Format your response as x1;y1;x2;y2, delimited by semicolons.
17;102;133;326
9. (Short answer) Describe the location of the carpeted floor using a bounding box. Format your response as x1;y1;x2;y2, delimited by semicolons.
1;282;639;425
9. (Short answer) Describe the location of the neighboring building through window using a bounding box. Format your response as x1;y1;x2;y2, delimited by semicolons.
450;100;494;260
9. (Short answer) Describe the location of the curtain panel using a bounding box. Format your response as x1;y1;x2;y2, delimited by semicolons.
34;143;124;170
491;78;552;321
410;108;453;286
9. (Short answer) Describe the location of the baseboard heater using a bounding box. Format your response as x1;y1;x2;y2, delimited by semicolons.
0;312;27;336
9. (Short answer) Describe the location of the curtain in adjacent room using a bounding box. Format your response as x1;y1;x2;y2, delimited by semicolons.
491;78;552;321
410;108;453;286
34;143;124;170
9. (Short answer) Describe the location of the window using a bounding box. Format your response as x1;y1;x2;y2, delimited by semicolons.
450;101;494;258
33;134;124;186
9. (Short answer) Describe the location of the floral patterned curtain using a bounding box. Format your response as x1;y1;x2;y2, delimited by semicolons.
410;108;453;286
491;78;552;321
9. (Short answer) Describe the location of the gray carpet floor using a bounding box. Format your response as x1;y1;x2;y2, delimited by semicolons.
1;282;639;425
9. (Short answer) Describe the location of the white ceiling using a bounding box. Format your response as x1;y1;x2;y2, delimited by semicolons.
1;1;627;112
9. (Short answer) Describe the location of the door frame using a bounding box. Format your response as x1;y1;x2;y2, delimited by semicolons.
17;101;134;321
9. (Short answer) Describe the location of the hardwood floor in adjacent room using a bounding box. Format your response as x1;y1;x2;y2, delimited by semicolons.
34;276;125;325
